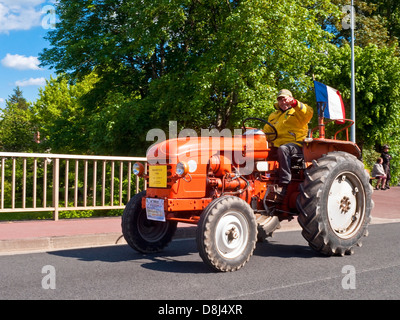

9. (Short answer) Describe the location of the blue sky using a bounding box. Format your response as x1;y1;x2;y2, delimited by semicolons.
0;0;56;109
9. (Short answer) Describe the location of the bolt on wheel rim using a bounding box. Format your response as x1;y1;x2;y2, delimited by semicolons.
215;211;249;259
327;172;366;239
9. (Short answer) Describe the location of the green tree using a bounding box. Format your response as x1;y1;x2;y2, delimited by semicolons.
33;73;98;154
0;87;37;152
314;43;400;183
37;0;400;183
40;0;338;139
366;0;400;42
6;87;29;110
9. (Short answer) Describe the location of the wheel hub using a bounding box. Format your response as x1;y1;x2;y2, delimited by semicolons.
226;227;239;242
339;196;351;213
327;173;365;239
215;211;249;259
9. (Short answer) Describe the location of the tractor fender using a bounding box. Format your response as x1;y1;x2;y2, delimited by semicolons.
303;139;361;163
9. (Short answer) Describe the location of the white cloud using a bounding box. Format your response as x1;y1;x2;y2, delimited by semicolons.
0;98;4;103
15;77;46;87
1;53;41;70
0;1;46;33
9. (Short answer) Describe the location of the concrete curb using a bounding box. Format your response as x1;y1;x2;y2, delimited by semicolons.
0;226;199;255
0;233;123;254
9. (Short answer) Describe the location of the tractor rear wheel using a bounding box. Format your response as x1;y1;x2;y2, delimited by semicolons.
296;152;373;256
197;196;257;272
122;191;177;253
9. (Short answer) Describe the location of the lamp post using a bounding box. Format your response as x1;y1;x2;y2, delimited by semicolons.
350;0;356;143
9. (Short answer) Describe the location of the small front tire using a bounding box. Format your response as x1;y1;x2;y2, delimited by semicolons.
196;196;257;272
122;191;177;253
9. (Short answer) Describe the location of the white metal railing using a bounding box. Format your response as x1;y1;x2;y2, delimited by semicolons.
0;152;147;220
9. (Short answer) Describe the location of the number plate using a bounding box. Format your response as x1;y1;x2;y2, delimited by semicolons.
148;165;167;188
146;198;165;222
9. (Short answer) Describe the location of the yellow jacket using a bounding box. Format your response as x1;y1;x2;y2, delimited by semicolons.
264;100;313;147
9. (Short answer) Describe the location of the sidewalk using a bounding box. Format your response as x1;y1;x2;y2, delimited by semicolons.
0;217;197;254
0;187;399;255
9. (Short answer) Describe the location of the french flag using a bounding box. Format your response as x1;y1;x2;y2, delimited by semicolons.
314;81;346;123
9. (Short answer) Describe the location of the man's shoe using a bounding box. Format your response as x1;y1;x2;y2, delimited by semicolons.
275;184;288;203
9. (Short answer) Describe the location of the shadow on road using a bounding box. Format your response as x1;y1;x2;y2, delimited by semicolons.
48;238;214;273
254;240;321;259
48;232;325;274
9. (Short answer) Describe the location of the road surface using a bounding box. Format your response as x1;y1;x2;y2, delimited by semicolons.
1;222;399;302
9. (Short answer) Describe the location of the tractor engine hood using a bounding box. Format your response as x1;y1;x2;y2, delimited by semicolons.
146;131;268;165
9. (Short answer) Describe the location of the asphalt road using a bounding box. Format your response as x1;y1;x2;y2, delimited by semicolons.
1;222;399;302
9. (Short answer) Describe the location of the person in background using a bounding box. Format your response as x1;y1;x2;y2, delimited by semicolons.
380;144;392;189
371;157;387;190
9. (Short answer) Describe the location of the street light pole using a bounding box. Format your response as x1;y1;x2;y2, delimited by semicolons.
350;0;356;143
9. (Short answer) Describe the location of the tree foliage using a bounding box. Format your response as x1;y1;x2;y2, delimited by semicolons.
0;87;37;152
39;0;338;155
33;74;98;154
19;0;399;183
313;42;400;182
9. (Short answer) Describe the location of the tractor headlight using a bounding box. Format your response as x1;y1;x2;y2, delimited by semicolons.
133;162;145;177
176;161;189;177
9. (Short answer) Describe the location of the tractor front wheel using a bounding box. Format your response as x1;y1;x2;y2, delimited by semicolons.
197;196;257;272
122;191;177;253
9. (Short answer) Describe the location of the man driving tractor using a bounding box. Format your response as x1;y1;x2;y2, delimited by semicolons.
264;89;314;202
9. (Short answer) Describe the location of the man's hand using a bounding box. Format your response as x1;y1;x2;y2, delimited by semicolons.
277;96;296;110
284;96;295;106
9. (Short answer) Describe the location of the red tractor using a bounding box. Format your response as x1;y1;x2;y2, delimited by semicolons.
122;111;372;272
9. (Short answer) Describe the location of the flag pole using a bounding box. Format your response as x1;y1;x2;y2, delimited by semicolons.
350;0;356;143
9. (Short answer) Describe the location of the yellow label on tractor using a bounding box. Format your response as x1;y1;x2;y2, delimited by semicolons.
148;166;167;188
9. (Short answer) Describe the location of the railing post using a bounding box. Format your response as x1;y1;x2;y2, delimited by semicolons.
11;158;16;209
33;159;37;208
74;160;79;207
43;159;48;208
93;160;97;206
22;158;27;209
53;158;60;221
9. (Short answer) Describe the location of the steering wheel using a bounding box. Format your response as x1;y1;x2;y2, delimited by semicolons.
242;117;278;142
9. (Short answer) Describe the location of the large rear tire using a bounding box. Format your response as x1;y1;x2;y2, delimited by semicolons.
122;191;177;253
197;196;257;272
296;152;373;256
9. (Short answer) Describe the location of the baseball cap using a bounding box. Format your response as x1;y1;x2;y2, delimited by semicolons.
277;89;293;99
